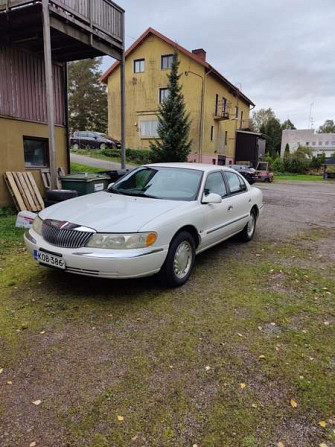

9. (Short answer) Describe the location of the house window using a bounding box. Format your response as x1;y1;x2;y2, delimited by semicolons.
235;106;239;119
139;120;159;138
23;137;48;168
134;58;145;73
159;88;169;104
161;54;174;69
306;142;309;146
331;141;335;145
319;141;323;146
312;142;316;146
211;126;214;141
325;141;329;145
224;131;228;145
240;110;243;127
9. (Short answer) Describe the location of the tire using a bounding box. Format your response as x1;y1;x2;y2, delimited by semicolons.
239;209;257;242
46;189;78;202
99;143;106;150
160;231;195;287
72;143;79;150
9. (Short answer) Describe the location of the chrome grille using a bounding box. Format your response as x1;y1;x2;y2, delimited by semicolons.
42;220;95;248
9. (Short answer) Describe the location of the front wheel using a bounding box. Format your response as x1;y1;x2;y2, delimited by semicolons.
72;143;79;150
99;142;106;150
239;209;257;242
160;231;195;287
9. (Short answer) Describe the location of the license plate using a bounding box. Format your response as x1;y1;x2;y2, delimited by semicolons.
33;250;65;269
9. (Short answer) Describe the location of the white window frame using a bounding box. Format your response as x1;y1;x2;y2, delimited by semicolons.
159;88;169;104
134;58;145;73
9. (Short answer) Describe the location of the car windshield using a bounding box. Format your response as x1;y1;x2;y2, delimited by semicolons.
108;166;203;201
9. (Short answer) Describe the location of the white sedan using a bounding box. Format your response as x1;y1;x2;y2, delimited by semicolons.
24;163;263;287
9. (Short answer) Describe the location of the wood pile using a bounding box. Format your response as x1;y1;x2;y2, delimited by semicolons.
4;171;45;212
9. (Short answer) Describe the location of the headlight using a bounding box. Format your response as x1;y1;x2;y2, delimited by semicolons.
32;215;43;235
86;232;157;249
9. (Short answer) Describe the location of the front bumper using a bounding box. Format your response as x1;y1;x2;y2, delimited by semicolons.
24;230;168;279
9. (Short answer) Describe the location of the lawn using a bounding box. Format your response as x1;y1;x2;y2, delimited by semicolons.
70;162;105;174
1;214;335;446
274;174;324;181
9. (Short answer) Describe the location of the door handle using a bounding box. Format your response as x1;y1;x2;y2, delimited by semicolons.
228;205;233;211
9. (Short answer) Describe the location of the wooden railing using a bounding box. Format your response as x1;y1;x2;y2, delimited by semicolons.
0;0;123;43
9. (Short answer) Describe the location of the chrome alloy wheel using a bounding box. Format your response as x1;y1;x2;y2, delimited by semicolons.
173;240;193;279
247;213;256;238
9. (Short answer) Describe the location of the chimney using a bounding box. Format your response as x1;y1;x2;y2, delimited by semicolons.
192;48;206;62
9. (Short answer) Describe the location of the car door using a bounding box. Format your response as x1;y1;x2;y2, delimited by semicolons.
222;171;251;235
200;171;234;250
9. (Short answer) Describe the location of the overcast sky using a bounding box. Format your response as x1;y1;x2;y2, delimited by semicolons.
102;0;335;130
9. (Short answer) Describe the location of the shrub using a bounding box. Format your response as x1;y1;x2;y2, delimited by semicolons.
272;157;285;172
125;149;152;164
283;154;309;173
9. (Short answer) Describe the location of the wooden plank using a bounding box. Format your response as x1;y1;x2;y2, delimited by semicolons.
4;172;26;211
26;172;45;210
16;172;37;211
12;172;29;210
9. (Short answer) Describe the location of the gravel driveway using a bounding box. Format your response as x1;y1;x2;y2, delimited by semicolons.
256;180;335;240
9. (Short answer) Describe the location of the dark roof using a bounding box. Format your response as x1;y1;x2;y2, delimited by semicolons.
100;27;255;107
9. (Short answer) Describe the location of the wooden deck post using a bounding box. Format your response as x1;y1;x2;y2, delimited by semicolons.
42;0;57;190
120;11;126;169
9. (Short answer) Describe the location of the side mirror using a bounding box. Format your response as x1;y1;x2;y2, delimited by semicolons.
202;193;222;204
107;182;115;190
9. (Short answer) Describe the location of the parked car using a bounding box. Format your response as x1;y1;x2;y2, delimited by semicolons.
24;163;263;287
229;164;258;184
255;162;274;183
70;131;121;150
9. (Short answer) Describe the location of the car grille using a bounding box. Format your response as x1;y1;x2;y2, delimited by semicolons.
42;219;94;248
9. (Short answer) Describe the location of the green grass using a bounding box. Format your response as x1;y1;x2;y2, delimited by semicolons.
70;162;104;173
1;215;335;446
71;148;121;164
274;173;323;181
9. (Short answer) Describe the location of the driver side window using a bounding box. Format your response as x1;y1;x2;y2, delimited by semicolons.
204;172;227;197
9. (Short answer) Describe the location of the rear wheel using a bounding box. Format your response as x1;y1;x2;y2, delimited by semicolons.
239;209;257;242
160;231;195;287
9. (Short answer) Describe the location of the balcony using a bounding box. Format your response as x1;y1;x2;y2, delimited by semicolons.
214;99;231;121
0;0;124;61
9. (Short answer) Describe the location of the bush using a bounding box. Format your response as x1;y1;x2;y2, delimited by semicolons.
283;154;309;173
272;157;285;172
125;148;152;164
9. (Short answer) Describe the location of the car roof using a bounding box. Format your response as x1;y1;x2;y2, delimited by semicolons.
145;162;237;173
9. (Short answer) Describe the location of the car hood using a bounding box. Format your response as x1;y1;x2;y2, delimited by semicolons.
39;191;187;232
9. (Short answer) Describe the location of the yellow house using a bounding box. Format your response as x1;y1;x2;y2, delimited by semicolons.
101;27;255;165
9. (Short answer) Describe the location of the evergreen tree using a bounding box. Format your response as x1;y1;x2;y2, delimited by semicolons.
260;117;282;158
318;119;335;133
150;54;191;162
282;119;296;130
284;143;290;156
68;58;107;134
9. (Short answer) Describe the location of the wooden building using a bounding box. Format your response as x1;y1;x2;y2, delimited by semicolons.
0;0;124;207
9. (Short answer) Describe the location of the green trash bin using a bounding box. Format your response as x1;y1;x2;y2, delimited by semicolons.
60;173;110;196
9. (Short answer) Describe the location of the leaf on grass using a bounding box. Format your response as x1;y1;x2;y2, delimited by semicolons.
277;442;285;447
0;368;3;374
324;322;330;326
237;333;243;337
319;421;327;427
32;400;41;406
290;399;298;408
7;381;13;385
117;415;124;421
30;442;36;447
258;355;266;360
319;443;328;447
205;366;211;371
240;383;247;389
